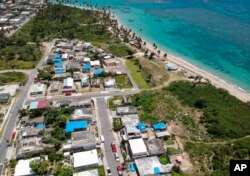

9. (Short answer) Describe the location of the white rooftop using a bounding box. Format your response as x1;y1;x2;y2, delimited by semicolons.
14;157;39;176
129;138;147;155
73;149;99;169
90;60;100;66
30;83;44;93
63;77;74;87
73;169;98;176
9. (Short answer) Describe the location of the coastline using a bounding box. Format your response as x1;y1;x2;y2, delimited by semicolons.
57;2;250;102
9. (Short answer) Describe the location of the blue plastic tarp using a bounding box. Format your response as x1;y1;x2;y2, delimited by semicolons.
37;123;45;129
137;122;147;131
152;122;167;131
83;64;91;70
154;167;160;174
130;163;136;172
94;69;103;76
54;69;66;74
64;121;88;133
54;61;64;68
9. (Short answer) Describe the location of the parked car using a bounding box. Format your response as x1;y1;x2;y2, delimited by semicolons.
117;165;123;176
100;135;105;143
115;152;120;162
107;167;112;176
111;141;117;152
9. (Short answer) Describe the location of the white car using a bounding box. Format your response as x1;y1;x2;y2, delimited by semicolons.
115;153;120;162
100;135;105;143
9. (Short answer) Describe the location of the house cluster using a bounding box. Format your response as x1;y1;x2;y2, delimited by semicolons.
14;98;103;175
113;103;174;176
32;39;130;97
0;0;43;34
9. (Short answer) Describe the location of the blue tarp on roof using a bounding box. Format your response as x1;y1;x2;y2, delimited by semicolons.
152;122;167;131
94;69;103;76
37;123;45;129
54;69;66;74
83;64;91;70
54;61;64;68
64;121;88;133
154;167;161;174
130;163;136;172
137;122;147;131
52;54;62;62
55;54;62;59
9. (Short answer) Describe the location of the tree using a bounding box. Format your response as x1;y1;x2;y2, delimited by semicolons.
48;153;63;162
29;159;50;175
38;69;52;80
54;114;67;128
53;163;73;176
51;127;66;141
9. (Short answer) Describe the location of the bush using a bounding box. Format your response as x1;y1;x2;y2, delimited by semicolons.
113;118;122;132
159;156;170;165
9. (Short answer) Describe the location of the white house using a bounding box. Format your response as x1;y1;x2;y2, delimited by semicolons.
128;138;148;158
30;83;45;95
14;157;39;176
63;77;74;89
73;149;99;169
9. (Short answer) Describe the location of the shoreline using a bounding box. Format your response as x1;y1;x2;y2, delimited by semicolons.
57;2;250;102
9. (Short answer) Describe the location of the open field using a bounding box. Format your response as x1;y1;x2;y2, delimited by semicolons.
0;72;28;85
115;75;132;89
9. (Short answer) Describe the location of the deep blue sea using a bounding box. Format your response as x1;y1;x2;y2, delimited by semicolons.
53;0;250;92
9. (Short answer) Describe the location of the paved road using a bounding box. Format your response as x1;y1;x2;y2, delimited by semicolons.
0;40;55;174
96;98;119;176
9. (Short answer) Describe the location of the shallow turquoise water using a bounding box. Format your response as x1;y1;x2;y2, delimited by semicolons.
53;0;250;92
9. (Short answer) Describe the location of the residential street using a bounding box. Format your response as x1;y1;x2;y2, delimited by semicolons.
96;98;119;176
0;40;55;174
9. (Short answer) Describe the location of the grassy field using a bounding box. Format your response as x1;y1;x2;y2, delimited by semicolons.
126;59;149;89
0;72;28;85
107;44;135;57
115;74;132;89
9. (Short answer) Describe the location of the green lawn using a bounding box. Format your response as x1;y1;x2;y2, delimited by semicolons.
108;44;135;57
126;59;149;89
115;74;132;89
0;72;28;85
159;156;170;165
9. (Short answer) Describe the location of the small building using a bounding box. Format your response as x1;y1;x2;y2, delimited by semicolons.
54;69;66;74
30;83;45;95
128;138;148;158
104;78;116;88
90;60;101;69
71;108;93;122
14;157;39;176
69;62;81;71
152;122;167;131
103;59;120;67
94;69;104;76
73;149;99;169
81;75;89;88
116;106;138;116
91;78;101;88
0;93;10;103
120;114;140;126
82;64;91;72
64;121;88;133
74;43;83;52
125;124;141;139
83;57;91;63
68;130;96;151
21;128;42;138
54;61;64;68
69;100;92;109
73;169;98;176
61;53;69;60
63;77;74;89
50;82;61;93
134;156;173;176
145;139;165;156
29;100;49;110
82;42;92;51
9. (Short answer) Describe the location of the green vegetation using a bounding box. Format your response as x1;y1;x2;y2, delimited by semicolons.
167;147;180;155
185;137;250;175
115;74;132;89
113;118;122;132
0;72;28;85
29;159;50;175
159;155;170;165
98;166;105;176
167;81;250;139
165;138;175;145
108;96;124;110
37;69;52;80
126;59;149;89
107;44;135;57
52;163;74;176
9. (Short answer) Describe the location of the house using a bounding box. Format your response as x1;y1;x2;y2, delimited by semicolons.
128;138;148;158
134;156;173;176
73;169;98;176
82;64;91;72
74;43;83;52
103;59;120;67
54;69;66;74
64;121;88;133
63;130;96;151
104;78;116;89
54;61;64;68
145;139;165;156
116;106;138;116
83;57;91;63
50;82;61;93
14;157;39;176
30;83;45;95
90;60;101;69
94;69;104;76
69;99;92;109
70;108;93;122
63;77;76;93
82;42;92;51
29;100;49;110
152;122;170;138
120;114;140;126
81;75;89;87
73;149;99;169
61;53;69;60
21;128;42;138
125;123;141;140
0;93;10;103
68;62;80;71
91;78;101;88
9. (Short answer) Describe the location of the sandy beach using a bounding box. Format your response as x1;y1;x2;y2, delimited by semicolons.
62;3;250;102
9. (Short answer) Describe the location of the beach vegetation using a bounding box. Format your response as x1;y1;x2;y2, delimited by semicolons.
107;44;135;57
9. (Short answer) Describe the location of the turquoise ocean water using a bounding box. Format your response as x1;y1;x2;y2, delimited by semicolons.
53;0;250;92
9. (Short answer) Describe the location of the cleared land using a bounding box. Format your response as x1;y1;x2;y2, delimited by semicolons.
115;75;132;89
